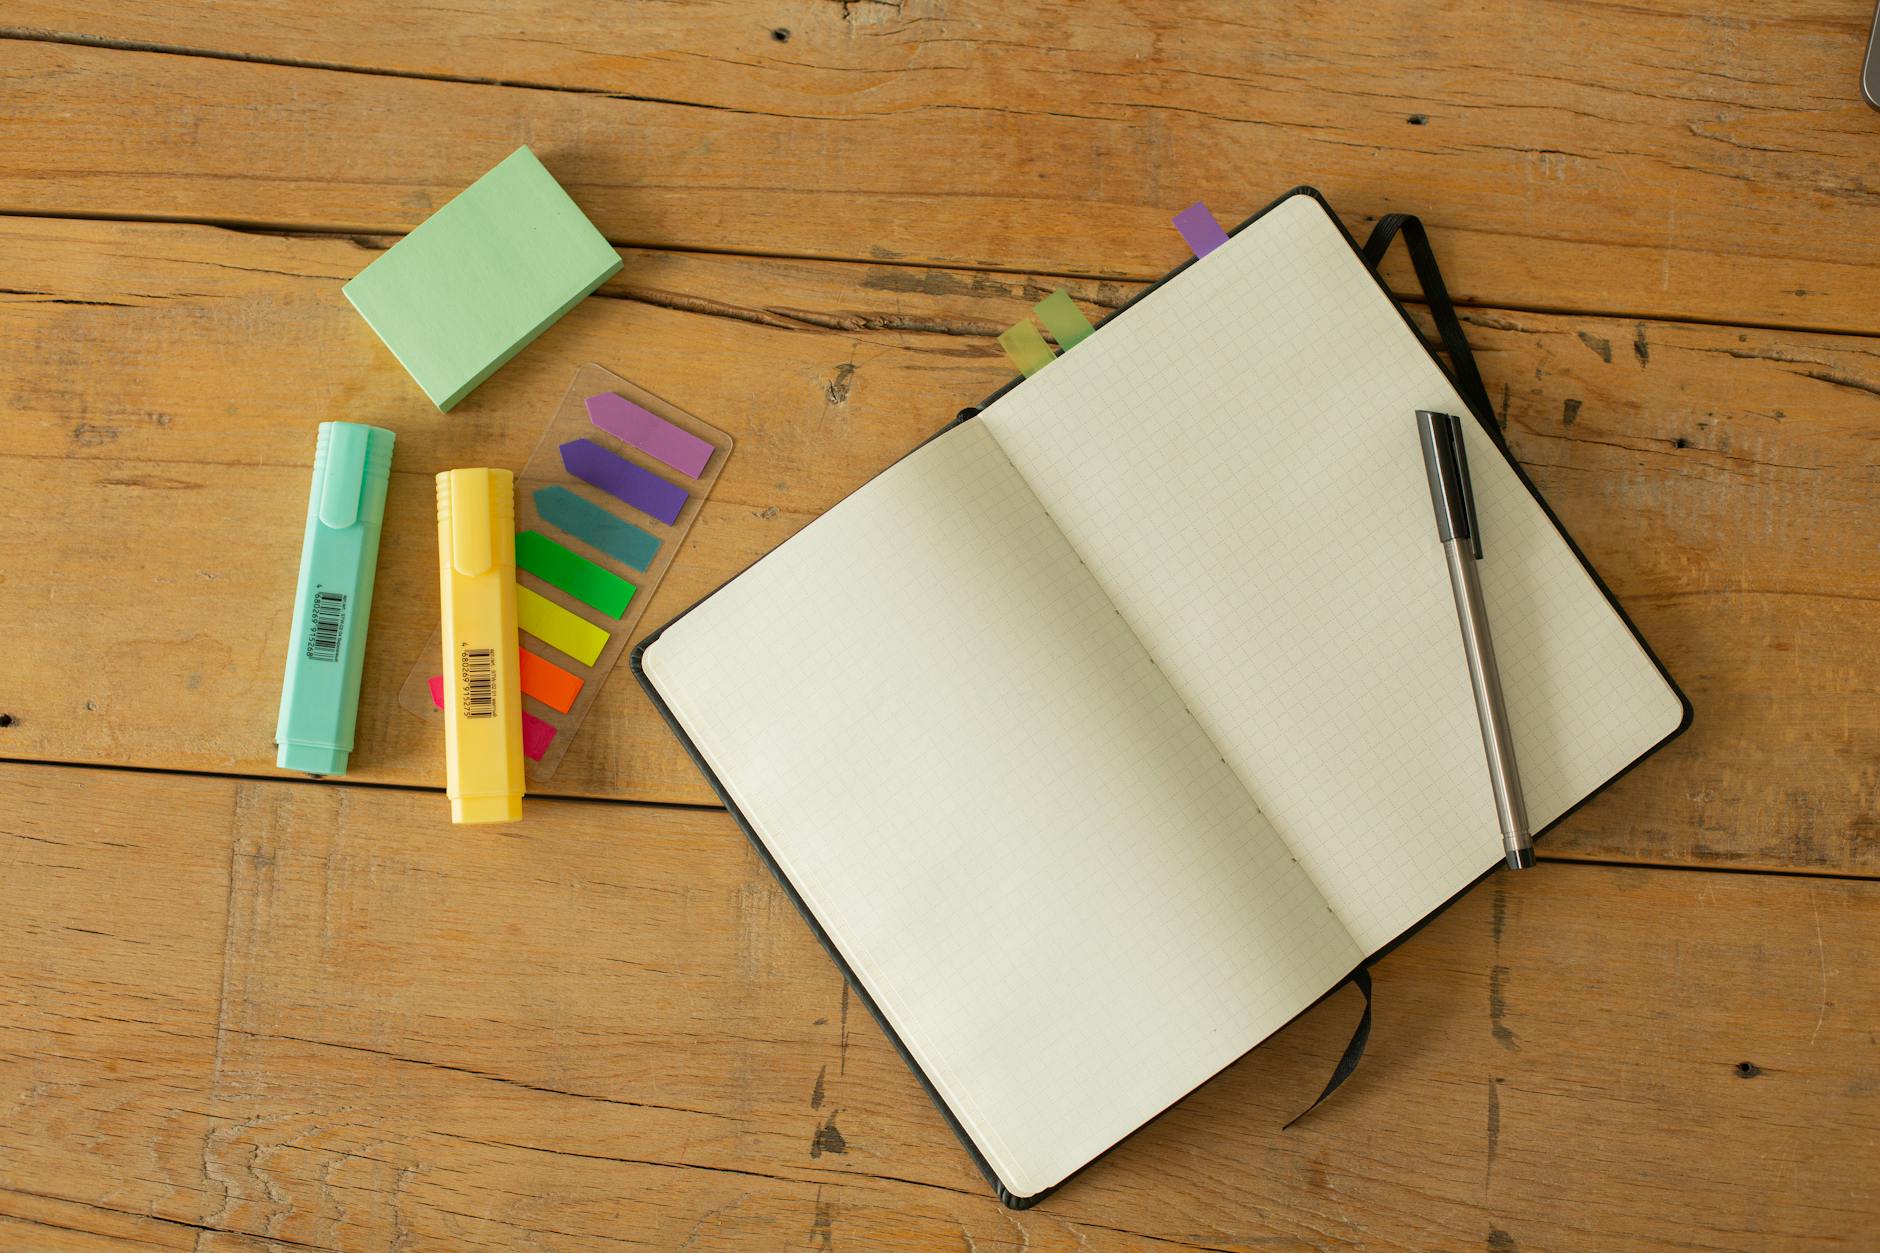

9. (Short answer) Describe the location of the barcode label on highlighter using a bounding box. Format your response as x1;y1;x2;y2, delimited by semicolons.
460;647;496;718
305;591;346;662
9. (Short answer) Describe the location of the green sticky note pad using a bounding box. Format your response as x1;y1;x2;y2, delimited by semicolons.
517;529;636;619
342;147;623;411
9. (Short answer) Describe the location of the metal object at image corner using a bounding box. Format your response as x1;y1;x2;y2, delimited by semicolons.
1866;1;1880;110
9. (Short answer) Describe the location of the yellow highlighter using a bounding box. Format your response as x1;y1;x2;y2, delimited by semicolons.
435;468;525;824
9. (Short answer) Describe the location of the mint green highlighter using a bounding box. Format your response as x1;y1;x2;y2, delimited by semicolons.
276;422;396;775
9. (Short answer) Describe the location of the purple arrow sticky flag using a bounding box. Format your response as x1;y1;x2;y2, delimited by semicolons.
559;438;689;525
1173;202;1230;258
586;392;716;479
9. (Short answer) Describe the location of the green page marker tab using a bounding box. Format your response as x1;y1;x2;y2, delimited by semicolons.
1034;289;1095;350
999;319;1055;377
517;529;636;618
342;147;623;411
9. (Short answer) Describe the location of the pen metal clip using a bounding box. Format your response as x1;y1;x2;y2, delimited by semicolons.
1416;409;1484;561
1448;414;1483;562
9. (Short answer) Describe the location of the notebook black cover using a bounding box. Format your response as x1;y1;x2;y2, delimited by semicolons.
630;186;1693;1208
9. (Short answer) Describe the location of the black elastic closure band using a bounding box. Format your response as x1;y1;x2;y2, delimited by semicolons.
1363;215;1496;437
1283;967;1373;1129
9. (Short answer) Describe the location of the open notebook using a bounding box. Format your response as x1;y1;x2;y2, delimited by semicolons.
636;190;1688;1205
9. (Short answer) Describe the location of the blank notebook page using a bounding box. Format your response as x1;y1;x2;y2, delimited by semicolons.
981;193;1685;955
642;419;1359;1198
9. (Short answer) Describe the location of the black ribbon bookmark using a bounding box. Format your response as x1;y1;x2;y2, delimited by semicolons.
1283;966;1373;1130
1362;214;1496;431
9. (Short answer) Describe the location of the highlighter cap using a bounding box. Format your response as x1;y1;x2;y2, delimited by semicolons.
315;421;397;531
437;467;517;575
276;422;396;775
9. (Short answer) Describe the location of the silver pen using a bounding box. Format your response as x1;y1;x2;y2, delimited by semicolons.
1416;410;1535;870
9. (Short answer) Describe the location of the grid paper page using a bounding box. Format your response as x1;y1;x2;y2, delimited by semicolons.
643;420;1360;1198
981;193;1685;955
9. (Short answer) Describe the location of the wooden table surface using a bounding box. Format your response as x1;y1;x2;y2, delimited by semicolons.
2;4;1876;1249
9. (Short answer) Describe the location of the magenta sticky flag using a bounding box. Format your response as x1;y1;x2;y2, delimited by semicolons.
586;392;715;479
521;712;558;761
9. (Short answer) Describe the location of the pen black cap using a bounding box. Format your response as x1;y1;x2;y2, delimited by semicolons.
1416;409;1483;559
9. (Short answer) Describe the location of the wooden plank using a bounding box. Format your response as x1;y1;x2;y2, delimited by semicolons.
1;761;1875;1249
1;9;1879;335
0;1190;199;1250
2;215;1875;874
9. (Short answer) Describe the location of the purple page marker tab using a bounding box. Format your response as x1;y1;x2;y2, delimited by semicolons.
586;392;715;479
559;438;688;525
1173;202;1230;258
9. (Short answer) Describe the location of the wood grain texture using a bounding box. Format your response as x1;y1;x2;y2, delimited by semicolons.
2;214;1875;873
1;6;1874;1249
3;3;1880;333
3;762;1875;1251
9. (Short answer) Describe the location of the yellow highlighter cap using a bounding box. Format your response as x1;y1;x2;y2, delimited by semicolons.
438;467;516;575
